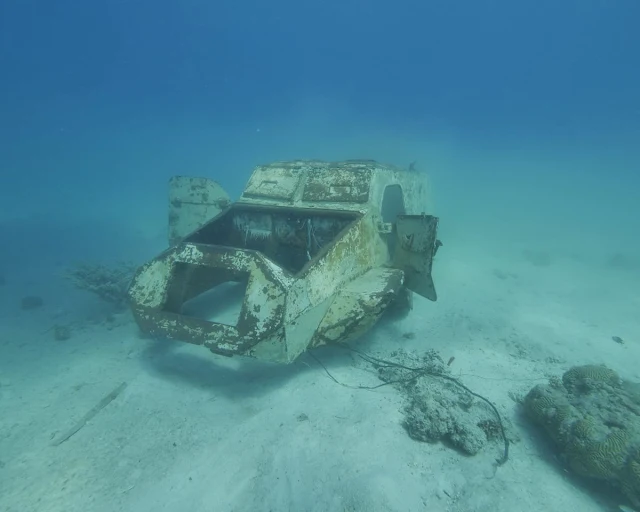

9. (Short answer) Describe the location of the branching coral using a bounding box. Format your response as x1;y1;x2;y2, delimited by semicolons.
65;262;136;310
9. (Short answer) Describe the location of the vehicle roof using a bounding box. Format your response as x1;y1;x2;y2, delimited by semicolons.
238;159;427;212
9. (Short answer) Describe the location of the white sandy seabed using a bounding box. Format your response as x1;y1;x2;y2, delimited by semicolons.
1;244;639;512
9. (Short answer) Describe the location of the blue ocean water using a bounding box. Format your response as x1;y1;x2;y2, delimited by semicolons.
1;1;640;511
2;1;638;252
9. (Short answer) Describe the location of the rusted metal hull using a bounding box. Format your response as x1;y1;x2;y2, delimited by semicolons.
129;160;441;363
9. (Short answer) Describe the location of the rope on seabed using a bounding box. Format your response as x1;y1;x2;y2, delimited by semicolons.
307;345;510;468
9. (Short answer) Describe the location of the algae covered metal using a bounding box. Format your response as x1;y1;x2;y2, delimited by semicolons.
128;160;442;363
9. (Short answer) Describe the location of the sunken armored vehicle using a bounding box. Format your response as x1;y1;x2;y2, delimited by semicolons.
128;160;441;364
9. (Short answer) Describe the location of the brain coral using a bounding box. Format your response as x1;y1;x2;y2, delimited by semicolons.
524;365;640;507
